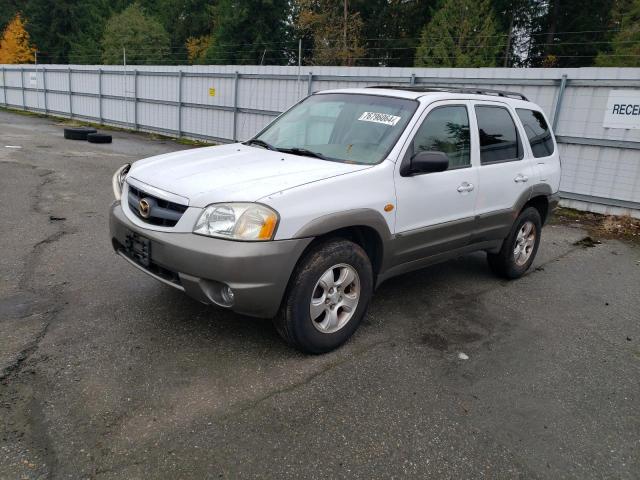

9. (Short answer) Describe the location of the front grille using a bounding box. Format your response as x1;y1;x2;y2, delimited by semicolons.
127;184;188;227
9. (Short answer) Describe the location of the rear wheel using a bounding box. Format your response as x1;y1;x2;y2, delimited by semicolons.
274;239;373;354
487;207;542;279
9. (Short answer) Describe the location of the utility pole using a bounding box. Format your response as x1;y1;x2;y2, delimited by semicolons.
343;0;348;59
35;50;40;112
123;47;130;127
503;14;514;67
297;39;302;97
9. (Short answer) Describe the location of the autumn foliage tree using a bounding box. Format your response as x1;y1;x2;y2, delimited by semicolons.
0;13;36;64
295;0;366;66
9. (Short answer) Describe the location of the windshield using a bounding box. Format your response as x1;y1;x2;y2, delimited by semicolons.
253;93;418;164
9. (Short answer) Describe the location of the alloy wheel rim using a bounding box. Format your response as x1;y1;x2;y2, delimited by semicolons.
309;263;360;334
514;220;536;266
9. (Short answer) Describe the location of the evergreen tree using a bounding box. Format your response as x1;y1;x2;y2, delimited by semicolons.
527;0;615;67
22;0;122;63
352;0;435;67
101;3;171;65
0;0;20;35
139;0;215;57
0;13;36;64
414;0;502;67
202;0;291;65
596;0;640;66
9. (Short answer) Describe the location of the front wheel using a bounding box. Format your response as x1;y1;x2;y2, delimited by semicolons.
487;207;542;279
274;239;373;354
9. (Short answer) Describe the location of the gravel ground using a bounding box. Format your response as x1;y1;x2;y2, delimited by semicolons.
1;110;639;479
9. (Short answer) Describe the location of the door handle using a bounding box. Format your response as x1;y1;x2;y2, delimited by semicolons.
457;182;474;193
514;174;529;183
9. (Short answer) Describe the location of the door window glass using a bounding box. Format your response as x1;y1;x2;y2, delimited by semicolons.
411;106;470;170
475;106;523;164
516;108;555;158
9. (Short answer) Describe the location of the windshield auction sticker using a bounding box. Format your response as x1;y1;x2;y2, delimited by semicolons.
358;112;401;126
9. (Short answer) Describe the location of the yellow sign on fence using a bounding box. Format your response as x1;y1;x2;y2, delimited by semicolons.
208;88;216;97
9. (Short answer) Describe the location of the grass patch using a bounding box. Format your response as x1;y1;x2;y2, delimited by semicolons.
0;105;48;119
552;207;640;246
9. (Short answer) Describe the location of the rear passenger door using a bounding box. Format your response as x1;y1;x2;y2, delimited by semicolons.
472;102;534;242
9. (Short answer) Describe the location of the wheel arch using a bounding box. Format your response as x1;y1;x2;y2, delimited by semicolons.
293;209;393;279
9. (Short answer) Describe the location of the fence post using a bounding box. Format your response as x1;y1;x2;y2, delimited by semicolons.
68;67;73;119
1;66;5;106
42;66;48;114
98;68;102;124
133;69;138;130
307;72;313;95
552;74;568;131
410;73;416;85
177;70;183;137
20;66;25;110
233;71;239;141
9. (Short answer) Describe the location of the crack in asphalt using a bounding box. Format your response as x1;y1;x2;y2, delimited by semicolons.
1;160;71;477
213;339;391;423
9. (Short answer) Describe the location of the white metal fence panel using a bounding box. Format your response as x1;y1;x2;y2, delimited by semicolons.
1;64;639;216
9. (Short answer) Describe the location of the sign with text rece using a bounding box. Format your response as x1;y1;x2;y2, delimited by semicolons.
603;90;640;129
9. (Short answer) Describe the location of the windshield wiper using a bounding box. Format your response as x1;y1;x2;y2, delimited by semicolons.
277;147;328;160
245;138;277;151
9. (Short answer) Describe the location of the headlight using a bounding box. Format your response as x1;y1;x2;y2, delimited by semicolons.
194;203;279;241
112;164;131;200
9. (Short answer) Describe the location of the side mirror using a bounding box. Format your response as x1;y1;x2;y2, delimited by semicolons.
401;150;449;176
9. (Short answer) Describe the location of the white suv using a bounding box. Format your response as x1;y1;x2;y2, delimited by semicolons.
110;87;561;353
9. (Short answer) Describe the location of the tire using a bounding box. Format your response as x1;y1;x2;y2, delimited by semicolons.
63;127;97;140
87;133;112;144
274;239;373;354
487;207;542;279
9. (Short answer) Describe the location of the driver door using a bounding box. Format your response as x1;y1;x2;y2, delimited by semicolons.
393;101;479;266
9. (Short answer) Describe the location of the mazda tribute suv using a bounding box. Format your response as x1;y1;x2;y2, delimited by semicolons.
110;86;561;353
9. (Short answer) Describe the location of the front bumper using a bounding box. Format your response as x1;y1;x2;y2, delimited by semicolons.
109;202;312;318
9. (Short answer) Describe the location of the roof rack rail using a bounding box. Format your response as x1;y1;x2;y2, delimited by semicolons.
367;85;529;102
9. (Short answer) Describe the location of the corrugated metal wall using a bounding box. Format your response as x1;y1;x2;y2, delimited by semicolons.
1;64;639;217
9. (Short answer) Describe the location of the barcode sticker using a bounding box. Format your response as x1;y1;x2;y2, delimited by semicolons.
357;112;401;126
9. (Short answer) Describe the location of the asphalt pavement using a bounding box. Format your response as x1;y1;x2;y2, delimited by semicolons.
1;110;638;479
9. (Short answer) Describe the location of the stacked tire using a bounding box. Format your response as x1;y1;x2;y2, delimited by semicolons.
63;127;112;144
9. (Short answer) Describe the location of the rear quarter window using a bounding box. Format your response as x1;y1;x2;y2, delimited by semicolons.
516;108;555;158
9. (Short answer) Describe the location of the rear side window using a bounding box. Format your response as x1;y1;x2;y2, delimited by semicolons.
516;108;554;158
411;105;470;170
475;106;523;164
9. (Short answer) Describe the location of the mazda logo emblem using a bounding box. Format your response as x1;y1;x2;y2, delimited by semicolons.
138;198;151;218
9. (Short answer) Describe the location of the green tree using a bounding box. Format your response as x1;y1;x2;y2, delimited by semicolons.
139;0;215;57
101;3;171;65
352;0;435;67
596;0;639;66
202;0;291;65
414;0;502;67
22;0;123;63
0;0;20;35
527;0;615;67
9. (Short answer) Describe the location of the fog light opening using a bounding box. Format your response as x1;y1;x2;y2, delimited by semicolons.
220;285;235;306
